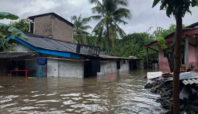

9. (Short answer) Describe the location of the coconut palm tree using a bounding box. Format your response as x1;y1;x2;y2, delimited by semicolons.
71;15;91;44
90;0;130;55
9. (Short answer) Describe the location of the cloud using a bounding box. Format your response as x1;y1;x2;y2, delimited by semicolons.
1;0;198;35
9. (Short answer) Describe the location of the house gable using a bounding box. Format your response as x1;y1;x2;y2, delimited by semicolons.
6;35;80;59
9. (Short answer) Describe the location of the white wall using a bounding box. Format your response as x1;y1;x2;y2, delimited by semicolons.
47;59;84;78
58;60;84;78
120;60;129;72
97;60;129;76
12;42;34;51
47;59;59;77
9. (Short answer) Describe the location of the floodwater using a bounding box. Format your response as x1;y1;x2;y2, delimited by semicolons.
0;69;165;114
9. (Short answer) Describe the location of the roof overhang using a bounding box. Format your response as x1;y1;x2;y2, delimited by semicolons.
0;52;37;58
4;35;80;59
28;12;74;27
143;28;198;48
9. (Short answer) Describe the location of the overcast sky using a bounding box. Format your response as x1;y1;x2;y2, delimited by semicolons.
1;0;198;34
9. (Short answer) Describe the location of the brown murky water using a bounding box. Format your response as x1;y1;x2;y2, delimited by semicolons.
0;69;165;114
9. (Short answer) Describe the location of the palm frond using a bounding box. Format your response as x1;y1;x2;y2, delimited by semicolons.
82;31;90;35
113;8;131;19
96;25;104;48
81;25;92;30
90;15;103;21
82;17;91;24
89;0;102;7
92;6;103;14
71;15;77;21
72;15;91;44
77;14;82;22
115;19;128;25
116;0;128;6
115;23;126;38
92;18;105;35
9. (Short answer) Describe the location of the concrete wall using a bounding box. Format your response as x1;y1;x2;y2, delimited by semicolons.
97;60;129;76
120;60;130;72
52;16;73;42
34;15;53;37
47;59;59;77
195;38;198;69
186;37;197;68
9;41;34;52
47;59;84;78
158;37;198;72
158;46;170;72
58;60;83;78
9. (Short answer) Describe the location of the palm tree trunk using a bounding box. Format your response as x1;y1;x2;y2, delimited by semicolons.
106;23;110;55
173;9;182;114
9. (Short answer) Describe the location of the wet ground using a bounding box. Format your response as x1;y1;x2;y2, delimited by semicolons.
0;69;166;114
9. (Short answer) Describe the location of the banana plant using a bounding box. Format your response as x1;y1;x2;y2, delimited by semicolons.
0;12;27;51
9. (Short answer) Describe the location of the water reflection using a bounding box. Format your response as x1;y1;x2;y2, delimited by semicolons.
0;69;165;114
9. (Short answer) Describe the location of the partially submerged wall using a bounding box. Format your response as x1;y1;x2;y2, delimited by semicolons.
47;58;84;78
25;60;46;76
58;60;83;78
97;60;129;76
47;59;59;77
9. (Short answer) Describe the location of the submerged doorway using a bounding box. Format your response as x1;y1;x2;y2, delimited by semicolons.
9;60;25;76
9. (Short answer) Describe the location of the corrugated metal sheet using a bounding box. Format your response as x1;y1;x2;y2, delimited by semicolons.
0;52;37;58
182;79;198;85
20;33;77;53
167;72;198;82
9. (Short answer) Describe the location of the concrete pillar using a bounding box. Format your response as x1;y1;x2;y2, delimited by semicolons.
185;35;189;69
146;48;149;68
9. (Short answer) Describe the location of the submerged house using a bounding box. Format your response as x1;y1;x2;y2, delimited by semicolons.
0;12;140;78
144;22;198;72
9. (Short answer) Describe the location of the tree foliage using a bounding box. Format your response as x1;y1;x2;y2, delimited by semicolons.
112;32;157;63
9;19;30;32
71;15;91;44
89;0;131;54
157;36;168;50
0;12;19;20
0;12;27;51
156;24;186;51
153;24;186;38
152;0;198;17
153;0;198;113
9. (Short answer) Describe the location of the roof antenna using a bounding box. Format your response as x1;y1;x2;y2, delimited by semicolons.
153;11;158;39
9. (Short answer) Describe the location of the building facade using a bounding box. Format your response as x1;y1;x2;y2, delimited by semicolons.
28;12;73;42
144;22;198;72
0;12;141;78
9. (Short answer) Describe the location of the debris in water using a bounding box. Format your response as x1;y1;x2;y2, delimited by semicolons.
145;72;198;113
109;77;114;81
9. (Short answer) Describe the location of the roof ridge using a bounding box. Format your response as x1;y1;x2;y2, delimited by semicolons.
25;33;77;45
27;12;74;26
